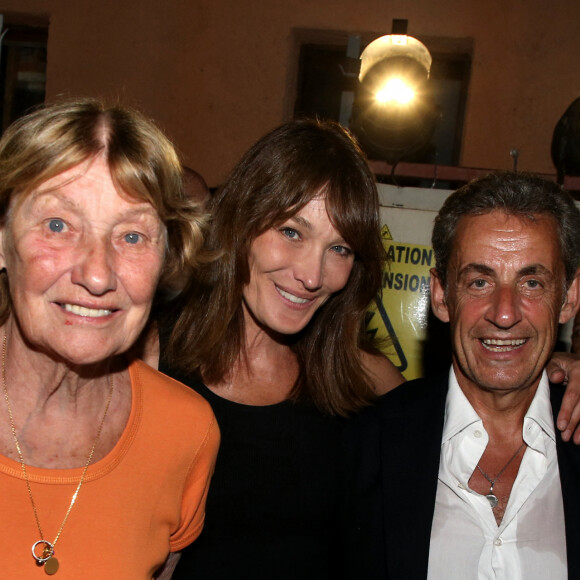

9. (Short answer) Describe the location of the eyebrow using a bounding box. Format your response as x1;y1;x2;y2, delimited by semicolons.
457;263;555;279
457;264;494;279
287;214;350;246
517;264;555;279
289;215;312;230
30;191;160;220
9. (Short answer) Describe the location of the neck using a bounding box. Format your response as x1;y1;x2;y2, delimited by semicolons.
454;366;540;438
206;305;299;405
0;322;132;470
455;366;539;525
240;301;298;366
2;321;113;404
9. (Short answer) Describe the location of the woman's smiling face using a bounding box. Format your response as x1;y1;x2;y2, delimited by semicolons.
242;196;355;336
1;155;166;365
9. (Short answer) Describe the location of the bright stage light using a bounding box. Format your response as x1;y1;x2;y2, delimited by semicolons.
375;78;415;104
350;20;438;164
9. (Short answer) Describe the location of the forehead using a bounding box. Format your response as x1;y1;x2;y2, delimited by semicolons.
12;158;154;217
293;196;328;217
450;211;562;273
284;197;339;234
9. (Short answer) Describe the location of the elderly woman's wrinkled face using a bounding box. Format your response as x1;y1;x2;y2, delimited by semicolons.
0;156;166;365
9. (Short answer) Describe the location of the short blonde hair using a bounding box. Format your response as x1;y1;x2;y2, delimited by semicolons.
0;98;206;321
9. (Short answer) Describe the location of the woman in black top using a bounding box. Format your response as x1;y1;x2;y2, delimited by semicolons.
160;119;404;579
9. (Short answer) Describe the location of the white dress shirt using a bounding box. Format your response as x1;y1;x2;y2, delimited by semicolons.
427;369;567;580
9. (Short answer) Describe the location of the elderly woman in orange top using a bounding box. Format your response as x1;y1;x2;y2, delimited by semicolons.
0;100;219;579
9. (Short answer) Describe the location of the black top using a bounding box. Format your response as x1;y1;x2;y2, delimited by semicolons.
160;364;345;580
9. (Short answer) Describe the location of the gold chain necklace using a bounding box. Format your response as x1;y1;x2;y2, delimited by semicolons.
1;334;114;575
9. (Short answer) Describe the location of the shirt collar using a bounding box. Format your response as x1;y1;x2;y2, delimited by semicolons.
524;371;556;444
442;367;482;444
442;368;555;446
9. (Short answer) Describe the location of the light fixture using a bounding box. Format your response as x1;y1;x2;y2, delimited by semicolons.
350;19;439;165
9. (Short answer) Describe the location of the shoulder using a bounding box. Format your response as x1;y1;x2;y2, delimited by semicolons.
122;361;219;484
346;376;448;469
360;351;406;395
130;359;216;427
373;374;448;416
346;374;447;433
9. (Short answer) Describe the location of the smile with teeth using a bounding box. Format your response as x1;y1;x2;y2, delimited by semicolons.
276;287;312;305
481;338;527;352
62;303;113;318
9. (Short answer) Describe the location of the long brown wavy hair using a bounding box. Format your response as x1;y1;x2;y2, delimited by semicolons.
166;119;386;416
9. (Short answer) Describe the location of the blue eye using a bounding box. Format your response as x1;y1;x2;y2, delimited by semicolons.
331;245;352;256
124;232;141;244
280;227;299;240
48;219;65;233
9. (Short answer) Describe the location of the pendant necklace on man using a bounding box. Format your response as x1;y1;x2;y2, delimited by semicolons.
1;334;114;575
476;442;526;509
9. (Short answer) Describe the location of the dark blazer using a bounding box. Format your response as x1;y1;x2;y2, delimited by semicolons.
343;375;580;580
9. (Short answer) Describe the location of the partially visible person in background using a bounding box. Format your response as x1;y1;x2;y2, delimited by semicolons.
159;119;405;579
0;99;219;579
183;165;211;205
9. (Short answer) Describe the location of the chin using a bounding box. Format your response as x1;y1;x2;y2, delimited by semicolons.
44;340;125;367
273;320;312;336
476;373;537;393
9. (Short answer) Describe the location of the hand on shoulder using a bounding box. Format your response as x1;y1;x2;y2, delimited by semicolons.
548;350;580;443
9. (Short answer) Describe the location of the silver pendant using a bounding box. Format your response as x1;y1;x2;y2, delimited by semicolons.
486;493;498;508
32;540;55;565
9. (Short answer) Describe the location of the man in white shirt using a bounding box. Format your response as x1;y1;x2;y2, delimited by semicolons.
345;171;580;579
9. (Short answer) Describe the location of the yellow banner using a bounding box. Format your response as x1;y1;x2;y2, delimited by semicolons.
366;227;433;380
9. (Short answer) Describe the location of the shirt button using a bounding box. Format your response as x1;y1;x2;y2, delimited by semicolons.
474;430;482;438
494;538;503;546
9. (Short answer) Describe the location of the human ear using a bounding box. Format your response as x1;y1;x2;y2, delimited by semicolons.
559;270;580;324
430;268;450;323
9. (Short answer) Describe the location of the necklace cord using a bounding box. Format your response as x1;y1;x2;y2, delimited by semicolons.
476;442;526;492
1;333;114;564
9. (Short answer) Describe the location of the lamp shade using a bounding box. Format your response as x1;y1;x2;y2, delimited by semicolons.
359;35;432;83
351;34;439;164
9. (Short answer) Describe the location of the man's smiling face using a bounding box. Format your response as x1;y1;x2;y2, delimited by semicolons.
431;210;578;397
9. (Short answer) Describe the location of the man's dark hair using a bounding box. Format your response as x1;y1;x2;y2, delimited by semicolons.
432;171;580;287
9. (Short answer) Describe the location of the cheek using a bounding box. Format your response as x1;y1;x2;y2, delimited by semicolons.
448;299;482;339
250;236;285;269
453;293;484;319
119;254;164;305
527;302;561;333
8;245;72;295
246;242;287;289
326;260;354;292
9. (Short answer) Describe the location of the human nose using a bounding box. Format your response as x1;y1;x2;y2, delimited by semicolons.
485;285;522;328
71;235;117;295
294;249;324;291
